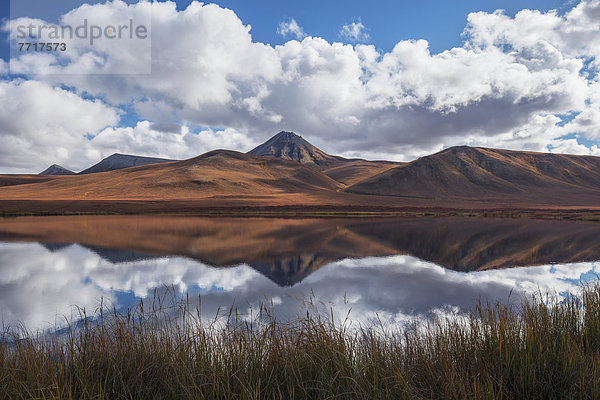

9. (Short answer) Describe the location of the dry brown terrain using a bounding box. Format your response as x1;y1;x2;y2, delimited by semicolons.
0;175;58;187
347;146;600;206
0;150;343;201
1;135;600;215
322;160;400;186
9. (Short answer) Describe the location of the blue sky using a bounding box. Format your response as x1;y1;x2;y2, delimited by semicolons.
1;0;571;59
205;0;571;52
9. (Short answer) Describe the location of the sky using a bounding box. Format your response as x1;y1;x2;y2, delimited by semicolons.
0;0;599;173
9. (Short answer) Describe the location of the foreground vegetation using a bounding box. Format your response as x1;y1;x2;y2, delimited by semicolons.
2;286;600;399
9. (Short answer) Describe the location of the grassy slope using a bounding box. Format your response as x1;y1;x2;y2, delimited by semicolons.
322;160;400;186
0;150;344;201
347;146;600;205
2;146;600;212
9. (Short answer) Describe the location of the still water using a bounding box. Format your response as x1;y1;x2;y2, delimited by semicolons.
1;215;600;331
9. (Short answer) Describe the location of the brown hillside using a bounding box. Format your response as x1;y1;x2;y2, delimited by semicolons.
0;150;343;201
248;131;400;185
346;146;600;204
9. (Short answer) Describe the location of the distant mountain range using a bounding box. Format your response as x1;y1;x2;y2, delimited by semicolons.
39;164;76;175
39;154;176;175
0;130;599;213
78;153;176;175
38;132;398;185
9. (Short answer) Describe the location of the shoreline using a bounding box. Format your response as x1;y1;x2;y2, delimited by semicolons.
1;200;600;221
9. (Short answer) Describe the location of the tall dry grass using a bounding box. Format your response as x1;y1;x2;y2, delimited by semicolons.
2;285;600;399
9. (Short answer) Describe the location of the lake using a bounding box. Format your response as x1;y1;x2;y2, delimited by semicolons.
1;215;600;332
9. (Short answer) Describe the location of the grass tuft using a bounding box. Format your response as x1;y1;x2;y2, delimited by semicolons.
2;285;600;398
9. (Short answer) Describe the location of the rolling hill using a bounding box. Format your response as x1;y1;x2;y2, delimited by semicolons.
0;150;344;201
346;146;600;205
2;133;600;213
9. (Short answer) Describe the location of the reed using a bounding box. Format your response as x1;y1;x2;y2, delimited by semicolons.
2;284;600;399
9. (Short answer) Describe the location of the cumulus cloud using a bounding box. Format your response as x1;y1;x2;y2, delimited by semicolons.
89;122;256;162
1;0;600;171
277;18;306;39
339;19;370;43
6;2;152;75
0;79;119;173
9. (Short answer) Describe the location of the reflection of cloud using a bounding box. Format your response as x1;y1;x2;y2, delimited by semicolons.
0;244;597;332
0;243;113;331
0;243;265;331
300;256;598;327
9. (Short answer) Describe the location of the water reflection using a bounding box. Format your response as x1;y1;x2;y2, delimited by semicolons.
0;215;599;331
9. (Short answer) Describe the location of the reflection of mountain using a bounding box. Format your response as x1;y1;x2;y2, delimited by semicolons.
0;216;397;286
1;215;600;284
83;245;159;264
345;218;600;271
40;243;73;252
250;255;334;287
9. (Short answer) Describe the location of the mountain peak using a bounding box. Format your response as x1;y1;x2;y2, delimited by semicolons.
39;164;75;175
248;131;343;170
273;130;304;140
252;131;312;150
78;153;176;175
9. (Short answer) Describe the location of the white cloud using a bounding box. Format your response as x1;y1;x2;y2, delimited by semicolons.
6;2;152;75
339;19;370;43
90;122;256;161
0;79;119;173
1;0;600;171
549;138;600;155
277;18;306;40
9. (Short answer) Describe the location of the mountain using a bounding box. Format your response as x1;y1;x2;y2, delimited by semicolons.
39;164;75;175
346;146;600;205
248;131;344;169
78;153;177;175
2;137;600;213
0;150;343;201
248;131;400;185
